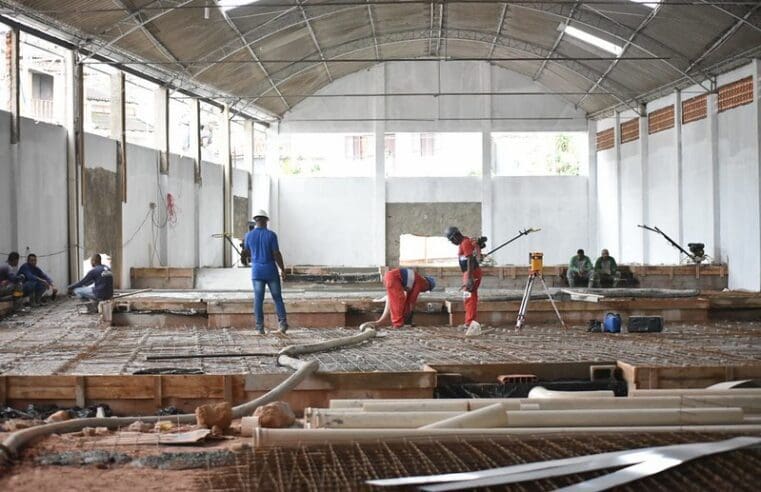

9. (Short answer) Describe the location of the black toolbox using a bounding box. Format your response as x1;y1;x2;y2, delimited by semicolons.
627;316;663;333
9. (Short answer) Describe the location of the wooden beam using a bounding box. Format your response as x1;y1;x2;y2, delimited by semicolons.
154;86;169;174
111;71;127;202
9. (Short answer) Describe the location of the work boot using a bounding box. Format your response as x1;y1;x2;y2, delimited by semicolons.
278;321;289;334
255;325;265;335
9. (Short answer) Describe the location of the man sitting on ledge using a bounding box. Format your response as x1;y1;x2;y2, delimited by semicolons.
591;249;621;288
67;254;114;302
567;249;593;288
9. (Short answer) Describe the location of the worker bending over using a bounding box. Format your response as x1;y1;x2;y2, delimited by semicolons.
445;226;482;327
374;268;436;329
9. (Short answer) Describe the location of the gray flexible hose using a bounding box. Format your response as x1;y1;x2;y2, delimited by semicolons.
0;327;376;465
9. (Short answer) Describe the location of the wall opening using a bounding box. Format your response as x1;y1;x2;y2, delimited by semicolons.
398;234;458;266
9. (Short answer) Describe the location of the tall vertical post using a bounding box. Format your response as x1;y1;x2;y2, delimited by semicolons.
674;89;684;246
191;98;202;267
614;111;623;259
481;62;493;261
708;90;721;262
7;26;19;144
639;104;649;264
155;86;169;175
587;119;598;254
111;72;126;202
244;119;255;220
65;53;84;283
374;63;387;266
222;104;233;267
6;27;19;255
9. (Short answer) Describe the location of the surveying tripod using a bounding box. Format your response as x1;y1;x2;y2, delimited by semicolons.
515;252;567;330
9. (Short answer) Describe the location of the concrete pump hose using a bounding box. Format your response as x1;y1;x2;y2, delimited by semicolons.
0;327;377;464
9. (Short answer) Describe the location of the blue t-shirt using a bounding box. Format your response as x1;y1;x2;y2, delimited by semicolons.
244;227;280;280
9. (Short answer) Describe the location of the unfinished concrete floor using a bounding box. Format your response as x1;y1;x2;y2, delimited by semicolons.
0;298;759;376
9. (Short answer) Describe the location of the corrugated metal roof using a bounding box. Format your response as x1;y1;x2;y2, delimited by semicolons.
4;0;761;119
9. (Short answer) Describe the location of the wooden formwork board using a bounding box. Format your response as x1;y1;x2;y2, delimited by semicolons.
0;371;436;416
446;297;710;326
424;361;615;384
130;268;195;289
617;361;761;390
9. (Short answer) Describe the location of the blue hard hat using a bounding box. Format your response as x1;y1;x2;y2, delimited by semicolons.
424;276;436;291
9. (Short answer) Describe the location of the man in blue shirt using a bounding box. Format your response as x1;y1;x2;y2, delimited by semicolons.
67;254;114;301
18;253;57;305
243;209;288;334
0;252;21;299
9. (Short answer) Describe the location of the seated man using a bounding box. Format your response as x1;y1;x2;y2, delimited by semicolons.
567;249;593;288
0;252;21;299
373;268;436;329
18;253;57;304
592;249;621;288
67;254;114;301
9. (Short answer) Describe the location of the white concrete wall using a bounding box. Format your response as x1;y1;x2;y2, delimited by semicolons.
645;106;680;264
166;155;197;268
681;101;715;257
717;64;760;290
16;119;69;285
386;177;481;203
492;176;590;266
0;111;14;263
276;177;375;266
281;62;587;133
198;161;224;267
596;145;619;256
619;136;644;263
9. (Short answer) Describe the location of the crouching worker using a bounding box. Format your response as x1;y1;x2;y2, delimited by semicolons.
67;254;114;301
371;268;435;329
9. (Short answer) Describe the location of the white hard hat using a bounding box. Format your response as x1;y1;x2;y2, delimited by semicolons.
252;209;269;220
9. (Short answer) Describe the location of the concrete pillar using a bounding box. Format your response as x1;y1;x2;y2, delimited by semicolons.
639;106;649;264
110;72;126;203
614;111;623;258
221;104;233;267
707;90;721;261
755;60;761;288
374;63;386;266
6;27;19;256
65;53;84;283
190;98;201;267
154;86;169;174
481;130;493;247
6;26;19;144
674;90;684;247
244;119;255;219
587;119;598;254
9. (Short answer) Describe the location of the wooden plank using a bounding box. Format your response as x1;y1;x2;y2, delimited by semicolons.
162;375;226;398
425;362;611;383
207;300;346;315
75;376;86;407
98;429;210;446
0;376;6;406
244;371;436;392
223;375;233;402
154;376;163;409
130;268;194;278
7;376;77;399
85;376;165;400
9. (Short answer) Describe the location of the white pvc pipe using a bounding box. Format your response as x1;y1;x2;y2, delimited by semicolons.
308;411;461;429
527;386;615;399
420;403;509;429
363;401;472;412
504;408;743;427
253;425;761;448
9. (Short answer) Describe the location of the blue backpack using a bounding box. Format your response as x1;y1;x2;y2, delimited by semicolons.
603;312;622;333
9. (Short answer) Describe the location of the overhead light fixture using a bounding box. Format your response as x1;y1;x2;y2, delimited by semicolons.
563;25;623;56
629;0;661;9
219;0;260;13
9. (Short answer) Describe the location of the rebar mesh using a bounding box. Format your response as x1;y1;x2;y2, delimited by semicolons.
196;432;761;491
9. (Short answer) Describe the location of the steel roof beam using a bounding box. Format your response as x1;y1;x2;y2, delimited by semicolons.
366;0;380;59
533;0;579;81
487;3;509;58
687;2;761;73
298;0;332;82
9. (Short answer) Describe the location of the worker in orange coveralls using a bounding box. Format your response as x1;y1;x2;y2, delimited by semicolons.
445;226;482;327
373;268;436;329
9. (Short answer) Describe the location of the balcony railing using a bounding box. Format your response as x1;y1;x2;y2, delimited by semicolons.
30;98;54;122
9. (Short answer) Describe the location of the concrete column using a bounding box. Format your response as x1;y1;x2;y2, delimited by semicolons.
6;27;19;256
190;98;201;267
755;60;761;288
614;111;623;258
481;130;493;246
587;119;598;254
244;119;255;219
110;72;126;203
65;53;84;283
374;63;387;266
707;90;721;261
639;106;649;264
221;104;233;267
154;86;169;174
674;90;684;246
6;26;19;144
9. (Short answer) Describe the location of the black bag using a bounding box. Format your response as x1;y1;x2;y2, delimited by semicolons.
627;316;663;333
